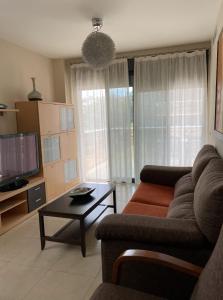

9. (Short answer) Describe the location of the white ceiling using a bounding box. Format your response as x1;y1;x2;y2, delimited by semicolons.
0;0;222;59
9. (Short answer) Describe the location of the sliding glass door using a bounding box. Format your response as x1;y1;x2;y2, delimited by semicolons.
71;51;207;182
72;59;132;183
134;51;207;180
80;88;109;181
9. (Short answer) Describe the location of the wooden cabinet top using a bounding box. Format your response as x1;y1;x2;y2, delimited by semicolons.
16;101;75;136
15;101;74;107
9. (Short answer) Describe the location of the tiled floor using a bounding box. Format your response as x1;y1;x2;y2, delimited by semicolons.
0;183;136;300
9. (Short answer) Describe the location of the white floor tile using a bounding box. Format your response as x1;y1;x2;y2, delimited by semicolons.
10;238;68;271
52;248;101;278
0;262;46;300
23;270;94;300
0;183;135;300
83;271;102;300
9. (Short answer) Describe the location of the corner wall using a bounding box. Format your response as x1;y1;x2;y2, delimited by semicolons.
0;39;55;134
52;59;66;103
209;0;223;155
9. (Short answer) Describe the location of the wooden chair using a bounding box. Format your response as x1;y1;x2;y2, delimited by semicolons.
90;225;223;300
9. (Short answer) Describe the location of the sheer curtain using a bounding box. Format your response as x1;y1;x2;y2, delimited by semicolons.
106;61;132;183
71;65;108;181
134;50;207;181
71;58;132;183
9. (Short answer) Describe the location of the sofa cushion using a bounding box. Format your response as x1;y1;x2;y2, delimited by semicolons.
130;182;174;207
192;145;219;186
194;158;223;243
174;173;194;197
123;202;168;217
167;193;195;220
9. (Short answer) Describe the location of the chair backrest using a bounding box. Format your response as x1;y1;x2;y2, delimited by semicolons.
191;224;223;299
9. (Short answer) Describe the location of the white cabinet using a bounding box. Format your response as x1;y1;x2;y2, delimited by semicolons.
60;107;75;131
44;161;64;199
43;135;61;163
64;160;78;183
38;103;60;135
60;131;77;161
67;108;75;130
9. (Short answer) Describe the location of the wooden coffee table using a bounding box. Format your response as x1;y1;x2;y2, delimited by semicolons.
38;182;116;257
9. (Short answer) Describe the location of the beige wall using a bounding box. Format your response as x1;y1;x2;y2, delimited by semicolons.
52;59;66;103
209;0;223;155
0;39;55;134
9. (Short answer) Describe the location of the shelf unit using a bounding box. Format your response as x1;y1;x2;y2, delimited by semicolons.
16;101;80;201
0;177;45;235
0;196;27;214
0;108;19;116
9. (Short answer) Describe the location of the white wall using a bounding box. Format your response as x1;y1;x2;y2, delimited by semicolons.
209;0;223;155
0;39;55;134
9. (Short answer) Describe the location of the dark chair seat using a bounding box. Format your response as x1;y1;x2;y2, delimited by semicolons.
90;283;165;300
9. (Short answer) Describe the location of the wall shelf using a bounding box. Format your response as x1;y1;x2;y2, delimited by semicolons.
0;109;19;116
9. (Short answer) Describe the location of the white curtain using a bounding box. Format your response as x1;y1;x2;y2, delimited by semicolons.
106;61;132;183
71;58;132;183
134;50;207;181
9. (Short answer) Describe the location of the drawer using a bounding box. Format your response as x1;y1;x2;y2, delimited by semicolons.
27;183;46;212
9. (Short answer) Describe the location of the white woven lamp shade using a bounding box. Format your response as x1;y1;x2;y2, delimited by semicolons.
81;18;115;69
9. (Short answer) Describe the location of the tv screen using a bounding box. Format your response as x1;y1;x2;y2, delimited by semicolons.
0;133;39;187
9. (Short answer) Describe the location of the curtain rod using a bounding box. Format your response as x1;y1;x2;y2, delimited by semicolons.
68;41;210;66
116;47;209;60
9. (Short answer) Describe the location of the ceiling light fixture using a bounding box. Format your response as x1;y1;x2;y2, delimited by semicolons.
81;17;115;69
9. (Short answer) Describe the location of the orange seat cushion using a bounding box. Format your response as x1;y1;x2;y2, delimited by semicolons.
130;182;174;207
122;202;168;217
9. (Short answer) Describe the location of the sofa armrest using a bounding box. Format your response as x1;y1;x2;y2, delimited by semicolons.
112;249;202;284
140;165;192;186
96;214;205;247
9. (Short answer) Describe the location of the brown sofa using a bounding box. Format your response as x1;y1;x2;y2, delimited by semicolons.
96;145;223;289
122;167;191;217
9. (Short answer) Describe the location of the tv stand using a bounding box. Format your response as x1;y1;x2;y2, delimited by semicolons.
0;176;45;235
0;178;29;192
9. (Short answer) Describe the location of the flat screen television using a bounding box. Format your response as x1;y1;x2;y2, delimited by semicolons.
0;133;39;191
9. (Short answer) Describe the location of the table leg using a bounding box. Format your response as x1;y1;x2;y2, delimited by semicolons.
113;188;117;213
80;219;86;257
39;213;45;250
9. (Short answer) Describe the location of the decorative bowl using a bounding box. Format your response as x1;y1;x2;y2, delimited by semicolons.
69;187;95;198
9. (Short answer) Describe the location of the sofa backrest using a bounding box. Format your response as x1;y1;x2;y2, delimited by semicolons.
194;158;223;243
191;224;223;300
192;145;219;186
